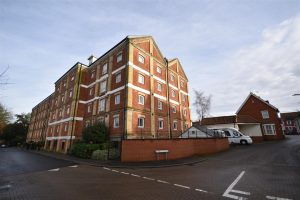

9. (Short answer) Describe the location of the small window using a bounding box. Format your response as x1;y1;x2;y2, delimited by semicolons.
115;94;120;104
263;124;276;135
69;90;73;98
158;119;164;129
172;105;176;113
138;74;145;84
182;94;185;102
116;73;121;83
173;121;177;130
87;104;92;113
261;110;269;119
63;82;66;87
113;115;119;128
157;66;161;74
102;63;108;75
71;76;74;81
59;110;62;117
171;74;175;81
183;109;187;116
171;90;175;97
86;121;90;127
99;99;105;112
138;54;145;64
66;107;70;115
91;71;95;79
180;80;184;87
100;80;107;93
157;83;162;92
64;123;68;132
61;95;65;103
56;125;60;133
138;117;145;128
117;52;122;63
158;100;163;110
89;88;93;96
138;94;145;105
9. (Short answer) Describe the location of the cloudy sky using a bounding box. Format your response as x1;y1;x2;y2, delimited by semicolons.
0;0;300;120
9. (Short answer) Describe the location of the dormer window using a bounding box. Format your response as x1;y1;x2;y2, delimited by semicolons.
117;52;122;63
261;110;269;119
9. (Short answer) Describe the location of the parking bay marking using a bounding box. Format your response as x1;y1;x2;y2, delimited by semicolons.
266;195;293;200
223;171;250;199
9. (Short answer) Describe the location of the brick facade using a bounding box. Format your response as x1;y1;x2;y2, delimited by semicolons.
26;36;192;153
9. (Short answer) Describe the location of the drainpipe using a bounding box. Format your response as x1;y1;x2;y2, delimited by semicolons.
69;64;82;152
165;58;172;139
123;41;129;140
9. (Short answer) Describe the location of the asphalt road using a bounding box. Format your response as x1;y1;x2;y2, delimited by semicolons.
0;136;299;200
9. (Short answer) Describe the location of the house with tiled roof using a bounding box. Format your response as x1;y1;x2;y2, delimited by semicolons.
281;112;300;135
199;92;285;143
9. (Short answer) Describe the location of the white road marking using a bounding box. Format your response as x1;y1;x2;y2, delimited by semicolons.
143;177;155;181
111;169;119;173
266;195;293;200
48;168;60;172
121;172;129;175
174;184;190;189
223;171;250;199
0;185;11;190
231;189;250;195
103;167;111;170
131;174;141;177
195;188;208;193
69;165;78;168
157;180;170;184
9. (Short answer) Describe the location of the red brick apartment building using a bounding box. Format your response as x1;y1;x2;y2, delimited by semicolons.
26;36;192;153
281;112;300;135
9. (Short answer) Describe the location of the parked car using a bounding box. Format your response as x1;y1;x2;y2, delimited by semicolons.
221;128;253;145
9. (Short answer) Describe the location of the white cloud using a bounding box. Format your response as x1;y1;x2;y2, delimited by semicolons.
203;15;300;117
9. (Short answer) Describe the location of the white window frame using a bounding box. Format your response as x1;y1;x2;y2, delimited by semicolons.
99;99;105;112
261;110;269;119
113;115;119;128
172;105;176;113
117;52;122;63
158;100;163;110
91;71;95;79
138;116;145;128
138;54;145;64
262;124;276;135
157;82;162;92
71;76;74;81
138;74;145;84
100;80;107;93
64;123;68;132
171;74;175;81
66;107;70;115
89;88;93;96
116;73;121;83
180;80;184;88
182;93;185;102
138;94;145;105
87;104;92;113
173;121;178;130
158;119;164;129
115;94;120;105
69;90;73;98
102;63;108;75
61;95;64;103
157;66;161;74
183;109;187;116
171;90;175;97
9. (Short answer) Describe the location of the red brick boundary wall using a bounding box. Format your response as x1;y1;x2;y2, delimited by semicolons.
121;138;229;162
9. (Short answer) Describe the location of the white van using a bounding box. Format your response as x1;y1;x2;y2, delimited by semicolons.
221;128;253;145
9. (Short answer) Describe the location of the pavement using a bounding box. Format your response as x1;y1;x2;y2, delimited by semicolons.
25;148;208;168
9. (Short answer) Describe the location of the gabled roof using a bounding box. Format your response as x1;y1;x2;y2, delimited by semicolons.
129;35;167;65
168;58;188;81
236;92;279;114
201;115;236;125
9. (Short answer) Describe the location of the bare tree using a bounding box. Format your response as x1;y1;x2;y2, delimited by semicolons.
193;90;212;122
0;66;9;85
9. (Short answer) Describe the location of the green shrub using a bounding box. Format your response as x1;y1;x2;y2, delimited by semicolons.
82;122;108;144
71;143;102;159
91;149;108;160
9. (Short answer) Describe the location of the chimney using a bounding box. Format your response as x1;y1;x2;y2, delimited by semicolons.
88;55;97;65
